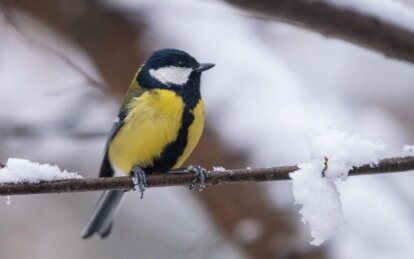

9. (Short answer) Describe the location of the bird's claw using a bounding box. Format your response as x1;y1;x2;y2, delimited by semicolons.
132;167;147;199
187;165;208;191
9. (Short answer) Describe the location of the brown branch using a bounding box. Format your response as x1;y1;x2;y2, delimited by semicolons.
1;156;413;196
226;0;414;64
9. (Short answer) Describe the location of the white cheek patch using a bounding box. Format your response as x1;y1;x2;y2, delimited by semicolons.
149;66;192;86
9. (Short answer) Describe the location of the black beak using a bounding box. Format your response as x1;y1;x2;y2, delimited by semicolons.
195;63;215;72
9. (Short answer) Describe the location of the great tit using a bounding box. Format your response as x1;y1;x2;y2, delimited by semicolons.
81;49;214;239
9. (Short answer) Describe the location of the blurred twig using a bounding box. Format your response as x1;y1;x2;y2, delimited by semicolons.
226;0;414;64
7;0;148;93
1;156;414;195
0;2;107;90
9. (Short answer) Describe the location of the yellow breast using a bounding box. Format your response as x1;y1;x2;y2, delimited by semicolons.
174;99;205;168
108;89;205;174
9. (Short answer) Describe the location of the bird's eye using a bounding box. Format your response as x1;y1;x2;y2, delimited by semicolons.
178;61;184;67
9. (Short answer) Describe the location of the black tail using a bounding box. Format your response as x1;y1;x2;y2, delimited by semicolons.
81;190;126;239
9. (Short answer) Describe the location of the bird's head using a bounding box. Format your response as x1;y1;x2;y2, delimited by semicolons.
137;49;214;89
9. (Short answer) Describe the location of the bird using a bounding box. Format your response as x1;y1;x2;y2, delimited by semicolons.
81;48;214;239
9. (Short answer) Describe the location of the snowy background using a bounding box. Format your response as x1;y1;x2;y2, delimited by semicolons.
1;0;414;258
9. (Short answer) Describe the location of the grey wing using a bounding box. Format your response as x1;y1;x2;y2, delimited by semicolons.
99;110;127;178
107;110;127;143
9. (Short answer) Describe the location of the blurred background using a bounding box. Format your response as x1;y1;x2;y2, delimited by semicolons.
1;0;414;258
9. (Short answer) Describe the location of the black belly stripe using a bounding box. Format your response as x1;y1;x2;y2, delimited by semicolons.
142;107;194;174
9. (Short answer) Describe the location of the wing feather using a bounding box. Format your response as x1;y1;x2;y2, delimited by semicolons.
99;86;146;177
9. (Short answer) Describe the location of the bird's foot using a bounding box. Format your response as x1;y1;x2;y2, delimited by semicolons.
132;167;147;199
187;165;208;192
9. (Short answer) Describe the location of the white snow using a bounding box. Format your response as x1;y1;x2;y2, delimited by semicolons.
307;129;386;179
5;196;11;205
0;158;83;184
213;166;226;172
290;129;386;245
402;145;414;157
291;160;345;246
322;0;414;33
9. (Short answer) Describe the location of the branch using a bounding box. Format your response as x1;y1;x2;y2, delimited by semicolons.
226;0;414;64
1;156;414;196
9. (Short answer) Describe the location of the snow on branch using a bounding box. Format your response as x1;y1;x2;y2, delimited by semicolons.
0;156;413;196
226;0;414;64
